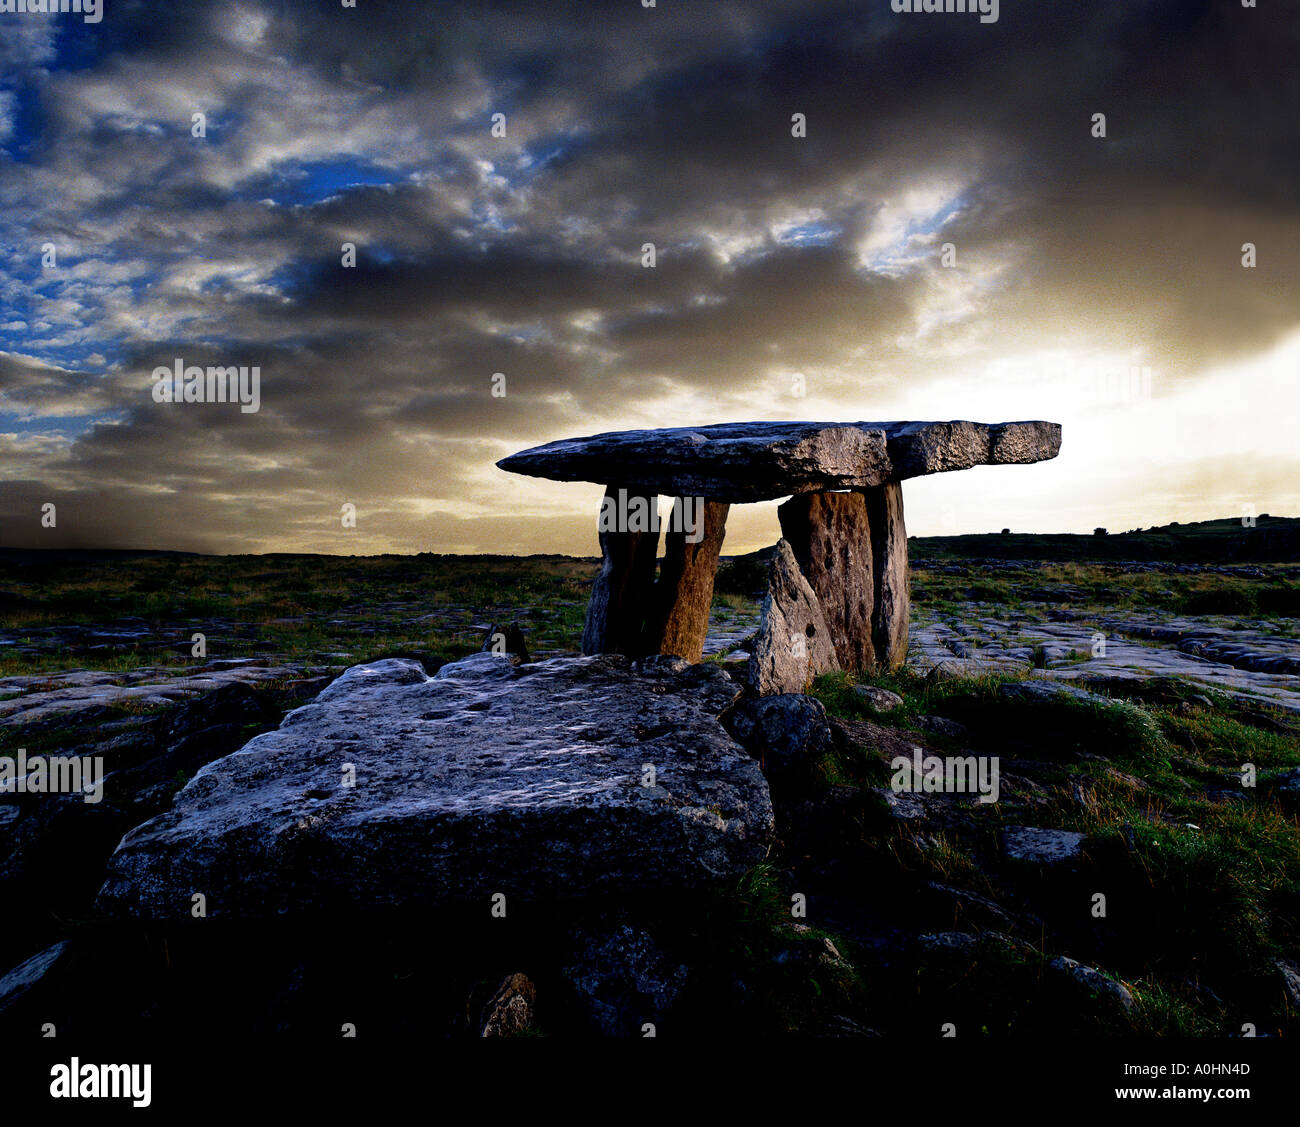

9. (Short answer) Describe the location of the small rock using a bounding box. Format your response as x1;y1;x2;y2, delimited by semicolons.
1048;955;1134;1013
915;714;970;740
1275;767;1300;795
563;923;687;1037
924;662;966;685
923;882;1015;929
725;694;834;772
481;622;530;662
998;680;1109;707
1002;825;1086;865
772;922;849;970
875;788;930;820
164;681;273;743
820;1014;880;1037
853;685;904;712
919;931;977;954
719;651;751;670
1102;767;1146;792
480;972;538;1037
1275;959;1300;1011
0;941;68;1014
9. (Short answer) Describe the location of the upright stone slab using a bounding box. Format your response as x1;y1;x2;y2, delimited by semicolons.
644;500;730;663
777;491;876;671
582;487;659;656
864;482;908;670
748;539;840;695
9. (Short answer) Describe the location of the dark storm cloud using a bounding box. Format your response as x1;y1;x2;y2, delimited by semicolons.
1;0;1297;552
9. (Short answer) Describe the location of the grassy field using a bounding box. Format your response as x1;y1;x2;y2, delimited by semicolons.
910;560;1300;622
804;666;1300;1035
2;537;1298;1037
5;517;1299;677
0;551;596;677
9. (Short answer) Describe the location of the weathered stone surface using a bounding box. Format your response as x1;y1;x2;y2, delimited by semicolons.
1276;767;1300;795
1002;826;1086;865
0;660;322;729
910;608;1300;714
725;694;835;771
921;882;1016;931
95;653;774;920
775;921;850;967
563;922;688;1037
864;482;909;671
581;488;659;656
998;680;1112;707
854;685;904;711
915;714;970;741
480;972;538;1038
498;420;1063;503
1048;956;1135;1014
747;540;840;695
918;931;979;955
0;941;67;1014
1276;958;1300;1011
778;491;875;670
644;500;730;662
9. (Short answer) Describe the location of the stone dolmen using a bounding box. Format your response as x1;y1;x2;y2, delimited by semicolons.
499;420;1061;693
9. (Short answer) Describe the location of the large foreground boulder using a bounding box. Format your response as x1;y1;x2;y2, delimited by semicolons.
95;653;774;920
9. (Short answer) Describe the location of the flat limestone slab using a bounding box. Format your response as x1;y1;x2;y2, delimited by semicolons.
498;420;1061;502
95;653;774;920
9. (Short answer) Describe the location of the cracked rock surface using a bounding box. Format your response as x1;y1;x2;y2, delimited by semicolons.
498;420;1062;502
96;652;774;920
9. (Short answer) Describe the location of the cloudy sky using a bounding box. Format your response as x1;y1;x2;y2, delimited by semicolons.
1;0;1297;556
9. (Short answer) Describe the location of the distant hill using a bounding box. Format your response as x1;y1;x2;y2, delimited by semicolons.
911;515;1300;564
3;516;1298;568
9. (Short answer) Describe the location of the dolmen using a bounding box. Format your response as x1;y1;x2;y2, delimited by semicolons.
94;421;1060;924
499;420;1062;694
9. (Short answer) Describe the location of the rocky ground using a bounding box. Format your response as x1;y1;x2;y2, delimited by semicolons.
911;607;1300;713
1;549;1297;1038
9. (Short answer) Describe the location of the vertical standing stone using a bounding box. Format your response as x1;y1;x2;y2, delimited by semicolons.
581;486;660;656
777;491;876;671
643;499;730;663
862;482;909;670
748;539;840;696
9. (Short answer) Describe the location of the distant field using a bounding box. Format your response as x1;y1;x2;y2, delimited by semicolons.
3;526;1300;678
0;552;599;677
